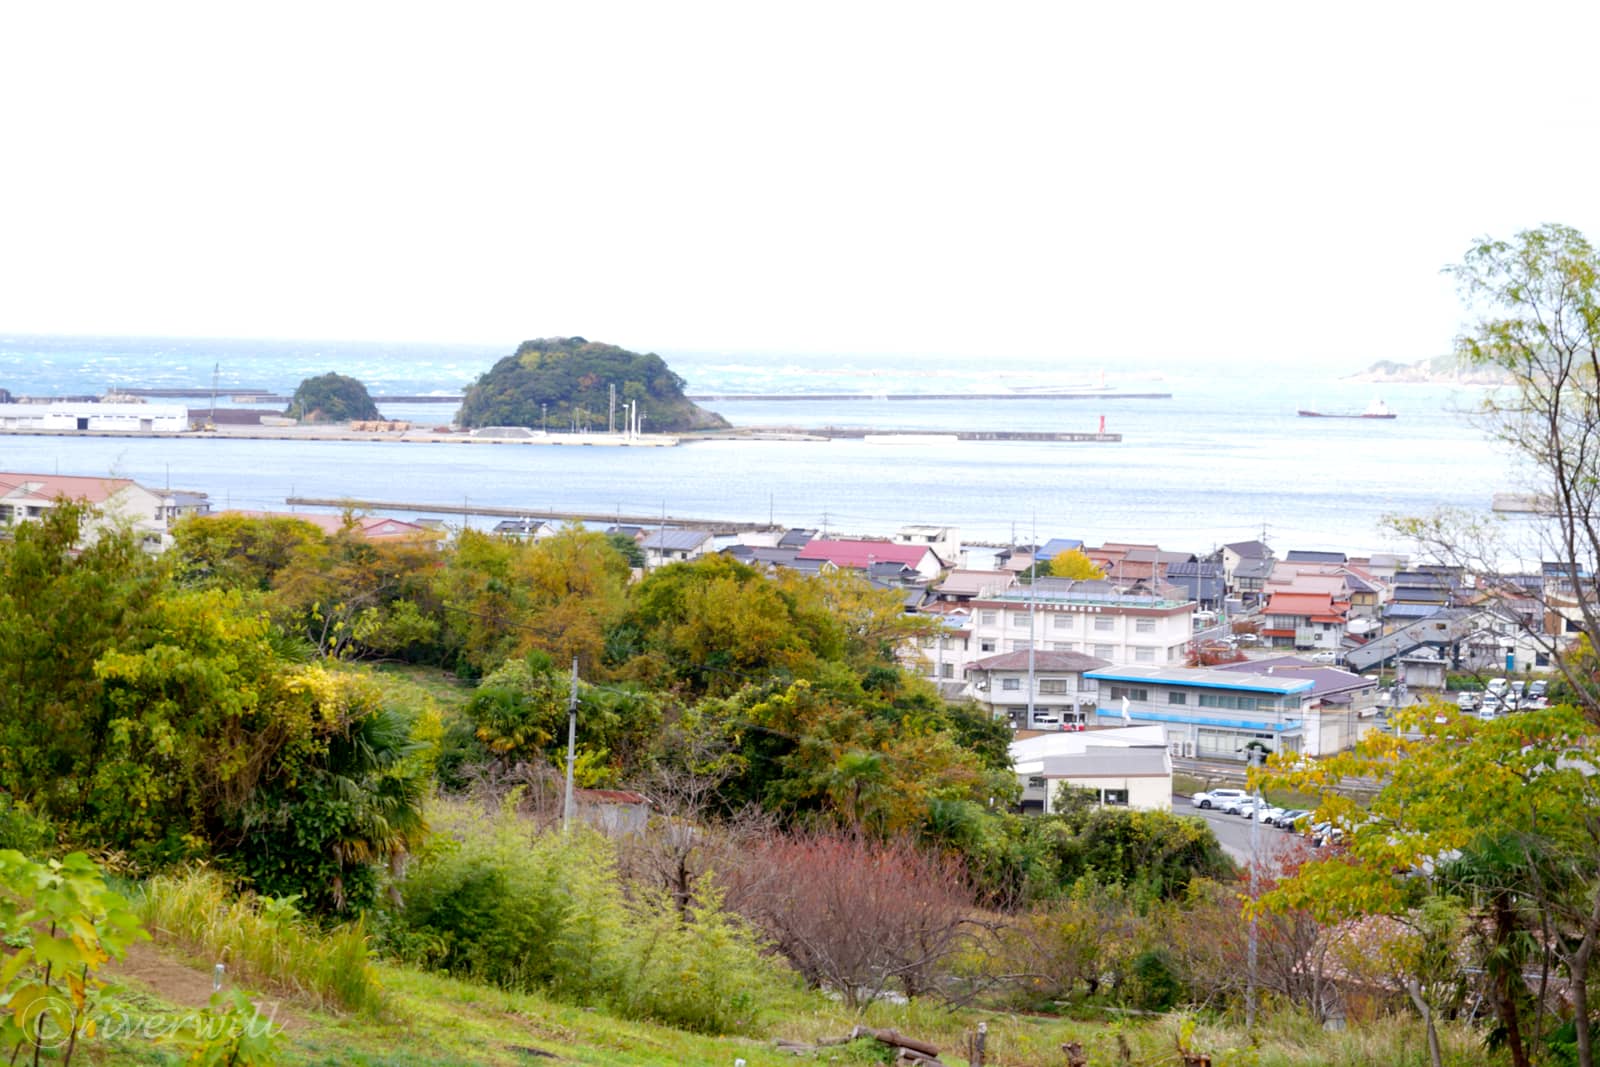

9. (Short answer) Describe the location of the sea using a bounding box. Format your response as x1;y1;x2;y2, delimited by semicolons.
0;334;1534;559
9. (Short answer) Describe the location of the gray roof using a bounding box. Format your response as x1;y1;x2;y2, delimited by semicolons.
1224;540;1272;559
1214;658;1375;696
641;528;714;551
1234;557;1276;580
1041;746;1171;779
778;528;816;549
968;650;1111;674
1287;550;1348;564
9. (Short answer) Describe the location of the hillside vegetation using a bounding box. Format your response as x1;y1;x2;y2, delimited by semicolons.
457;337;728;433
284;372;382;422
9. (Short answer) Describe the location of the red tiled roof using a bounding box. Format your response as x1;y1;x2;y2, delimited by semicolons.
0;472;137;504
796;539;937;569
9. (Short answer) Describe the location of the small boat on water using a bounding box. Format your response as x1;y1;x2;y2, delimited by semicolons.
1298;398;1397;419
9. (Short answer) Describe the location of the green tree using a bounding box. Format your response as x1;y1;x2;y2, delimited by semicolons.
1048;547;1105;580
1259;704;1600;1067
1396;224;1600;719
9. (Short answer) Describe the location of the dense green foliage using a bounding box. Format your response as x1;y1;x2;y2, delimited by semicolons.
393;805;779;1034
0;506;430;912
283;371;382;422
457;337;729;432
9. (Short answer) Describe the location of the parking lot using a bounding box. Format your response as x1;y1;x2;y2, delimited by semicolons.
1175;791;1312;864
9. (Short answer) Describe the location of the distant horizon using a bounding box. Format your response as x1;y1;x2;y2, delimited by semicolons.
0;329;1449;382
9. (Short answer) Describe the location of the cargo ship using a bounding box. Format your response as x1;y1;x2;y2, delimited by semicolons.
1298;398;1396;419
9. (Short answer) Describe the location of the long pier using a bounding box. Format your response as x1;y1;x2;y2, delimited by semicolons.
284;497;776;534
688;392;1171;401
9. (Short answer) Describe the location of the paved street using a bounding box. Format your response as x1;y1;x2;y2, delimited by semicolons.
1174;792;1310;865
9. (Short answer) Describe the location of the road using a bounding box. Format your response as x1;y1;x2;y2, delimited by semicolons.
1174;792;1309;865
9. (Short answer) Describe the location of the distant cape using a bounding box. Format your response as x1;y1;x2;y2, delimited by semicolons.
1342;355;1507;386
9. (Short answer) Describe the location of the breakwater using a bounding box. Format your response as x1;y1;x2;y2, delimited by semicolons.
284;496;774;533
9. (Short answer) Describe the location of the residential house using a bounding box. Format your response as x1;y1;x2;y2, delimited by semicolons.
224;510;442;543
640;528;715;569
965;649;1111;728
1261;590;1349;650
928;569;1017;604
1221;539;1273;588
893;525;961;567
0;472;172;549
1084;664;1314;761
964;579;1195;668
1285;549;1348;565
796;538;945;580
1166;560;1225;611
1010;725;1172;814
492;517;547;540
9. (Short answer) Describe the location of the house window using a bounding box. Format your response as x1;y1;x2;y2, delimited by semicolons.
1039;679;1068;695
1002;678;1021;691
980;611;997;626
1101;789;1129;806
980;640;997;652
1134;648;1156;663
1027;776;1046;789
1093;644;1115;659
1107;686;1149;702
1052;614;1073;630
940;663;954;679
1050;642;1076;652
1011;612;1030;628
1094;616;1114;632
1010;640;1033;651
1198;693;1258;711
1169;692;1188;705
1135;618;1156;634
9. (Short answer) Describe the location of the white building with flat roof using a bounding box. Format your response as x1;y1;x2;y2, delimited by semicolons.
0;402;189;432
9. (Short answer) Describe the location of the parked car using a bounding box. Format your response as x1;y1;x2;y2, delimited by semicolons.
1029;711;1062;729
1455;690;1480;711
1237;633;1261;645
1277;809;1311;831
1191;788;1249;810
1307;651;1337;665
1529;680;1549;701
1223;795;1259;816
1256;804;1286;824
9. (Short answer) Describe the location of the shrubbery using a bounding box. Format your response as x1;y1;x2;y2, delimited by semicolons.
386;802;782;1034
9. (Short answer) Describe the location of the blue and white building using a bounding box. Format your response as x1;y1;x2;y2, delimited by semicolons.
1084;665;1315;762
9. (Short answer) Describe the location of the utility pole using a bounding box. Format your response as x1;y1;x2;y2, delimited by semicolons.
562;656;579;832
1027;513;1037;728
608;383;616;434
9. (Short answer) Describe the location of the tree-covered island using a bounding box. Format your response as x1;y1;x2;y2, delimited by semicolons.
284;372;382;422
458;337;729;433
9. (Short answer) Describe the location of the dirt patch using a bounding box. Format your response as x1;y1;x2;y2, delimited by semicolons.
109;940;308;1033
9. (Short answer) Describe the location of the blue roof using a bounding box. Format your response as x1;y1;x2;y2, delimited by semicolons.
1036;537;1084;561
1092;707;1303;732
1086;666;1314;695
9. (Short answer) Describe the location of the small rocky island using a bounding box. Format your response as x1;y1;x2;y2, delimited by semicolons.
458;337;728;433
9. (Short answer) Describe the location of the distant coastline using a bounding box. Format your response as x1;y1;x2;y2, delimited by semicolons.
1342;354;1505;386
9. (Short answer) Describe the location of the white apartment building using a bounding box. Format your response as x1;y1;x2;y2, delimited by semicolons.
963;579;1195;671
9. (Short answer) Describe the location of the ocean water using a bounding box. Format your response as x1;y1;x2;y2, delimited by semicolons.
0;334;1527;556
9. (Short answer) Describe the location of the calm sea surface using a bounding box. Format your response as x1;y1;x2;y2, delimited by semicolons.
0;335;1528;556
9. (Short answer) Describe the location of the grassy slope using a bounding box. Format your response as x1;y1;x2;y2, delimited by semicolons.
93;940;1505;1067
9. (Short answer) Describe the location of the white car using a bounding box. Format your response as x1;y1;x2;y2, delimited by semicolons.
1191;788;1248;810
1256;804;1287;824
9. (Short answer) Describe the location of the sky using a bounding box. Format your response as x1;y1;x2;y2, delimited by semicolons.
4;2;1599;365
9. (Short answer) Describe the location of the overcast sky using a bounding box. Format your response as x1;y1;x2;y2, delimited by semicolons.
3;2;1597;364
